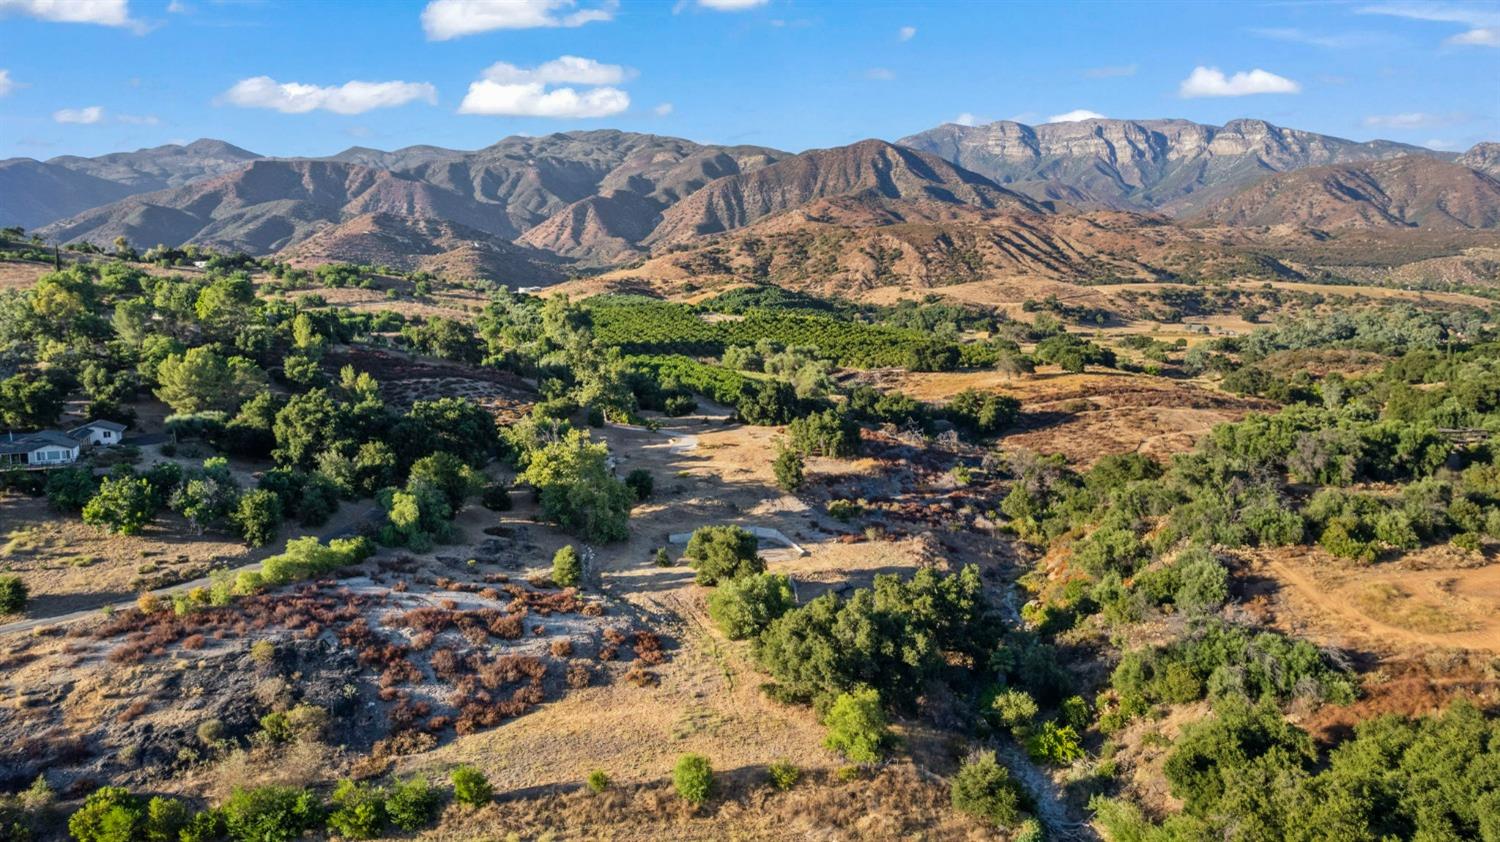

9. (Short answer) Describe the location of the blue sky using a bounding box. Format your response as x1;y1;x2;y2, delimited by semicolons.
0;0;1496;160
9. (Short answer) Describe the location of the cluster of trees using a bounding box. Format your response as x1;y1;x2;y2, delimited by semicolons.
1094;699;1500;841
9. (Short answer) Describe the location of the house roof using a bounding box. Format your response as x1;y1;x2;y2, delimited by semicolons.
68;419;128;435
0;430;80;453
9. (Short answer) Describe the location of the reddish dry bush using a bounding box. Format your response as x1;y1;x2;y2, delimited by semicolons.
581;602;604;617
410;631;434;650
550;639;573;657
107;642;149;664
566;662;592;688
181;634;207;650
440;599;458;610
425;715;452;732
116;700;150;723
479;587;500;600
392;580;409;593
396;607;456;634
598;645;617;662
430;648;465;682
462;625;489;647
487;611;524;640
380;659;422;688
624;664;658;688
602;628;627;646
633;631;665;665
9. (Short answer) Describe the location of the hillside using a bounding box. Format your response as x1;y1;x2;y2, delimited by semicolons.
1193;155;1500;230
1458;142;1500;179
279;212;569;284
37;159;507;253
0;140;262;230
643;139;1040;247
898;118;1437;215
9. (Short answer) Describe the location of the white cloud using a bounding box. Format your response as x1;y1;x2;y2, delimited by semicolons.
478;55;634;85
898;25;915;41
1083;64;1137;78
653;102;674;116
220;77;438;115
1425;138;1456;149
117;113;159;125
1250;27;1385;48
954;112;985;127
1047;109;1106;123
1448;26;1500;46
0;69;15;97
0;0;137;28
421;0;614;40
54;106;104;124
166;0;187;12
1179;66;1301;97
459;56;633;118
698;0;767;9
459;82;628;117
1363;112;1452;128
1357;3;1500;46
865;67;895;81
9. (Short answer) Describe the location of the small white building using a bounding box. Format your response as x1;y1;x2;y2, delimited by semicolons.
68;419;127;447
0;430;82;468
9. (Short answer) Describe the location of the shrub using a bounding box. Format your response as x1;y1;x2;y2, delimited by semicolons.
385;778;440;832
653;546;671;567
552;545;582;588
767;760;801;791
518;430;632;543
145;797;190;842
988;687;1039;737
0;575;27;614
706;572;795;639
585;770;610;794
450;766;492;807
327;780;386;840
788;409;859;457
232;489;283;547
822;688;890;764
684;525;763;585
772;445;804;492
673;754;714;805
950;751;1024;828
45;466;96;512
179;810;225;842
68;786;146;842
82;475;157;535
624;468;654;501
480;483;513;511
221;786;323;842
1025;720;1085;765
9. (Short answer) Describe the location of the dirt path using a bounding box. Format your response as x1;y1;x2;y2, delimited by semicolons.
0;502;378;637
1265;557;1500;652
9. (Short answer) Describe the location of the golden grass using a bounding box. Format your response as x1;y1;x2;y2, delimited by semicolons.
1352;582;1479;635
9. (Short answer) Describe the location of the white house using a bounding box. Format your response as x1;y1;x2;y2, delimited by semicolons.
0;430;82;468
68;419;127;447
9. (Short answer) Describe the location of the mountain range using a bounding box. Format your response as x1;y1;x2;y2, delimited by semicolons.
3;119;1497;286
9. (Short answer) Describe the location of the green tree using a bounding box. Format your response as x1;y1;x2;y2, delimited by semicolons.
45;466;97;512
233;489;284;547
272;388;344;468
153;347;265;414
950;751;1024;828
220;786;324;842
788;408;860;457
450;766;492;807
0;575;28;614
552;544;582;587
684;525;763;585
83;476;157;535
0;373;64;428
773;443;805;492
384;778;439;832
397;397;498;466
707;572;795;639
822;687;890;764
407;452;481;512
518;429;632;543
68;786;146;842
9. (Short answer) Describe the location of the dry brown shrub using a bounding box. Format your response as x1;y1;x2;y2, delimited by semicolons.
623;664;658;688
116;700;150;723
550;639;573;657
181;634;206;650
566;662;592;688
